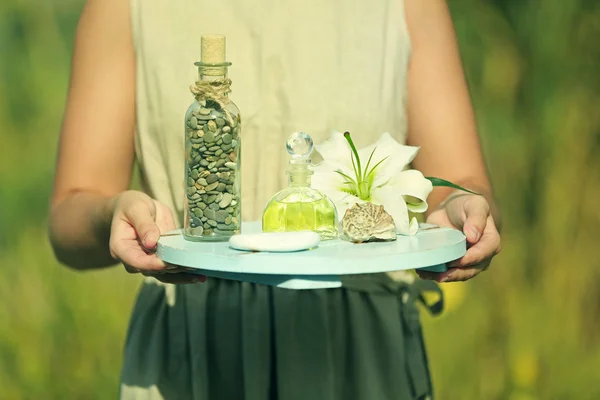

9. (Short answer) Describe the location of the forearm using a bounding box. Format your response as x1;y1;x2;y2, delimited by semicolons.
48;191;118;270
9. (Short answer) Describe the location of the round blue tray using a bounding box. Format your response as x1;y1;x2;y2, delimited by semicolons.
157;221;465;290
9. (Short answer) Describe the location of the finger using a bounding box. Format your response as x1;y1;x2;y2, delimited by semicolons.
437;265;483;283
163;264;193;274
123;203;160;249
144;272;207;284
416;270;438;280
450;218;500;268
112;241;166;271
154;201;177;233
462;197;490;243
123;264;140;274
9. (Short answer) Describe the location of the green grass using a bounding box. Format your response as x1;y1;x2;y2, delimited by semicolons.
1;0;599;398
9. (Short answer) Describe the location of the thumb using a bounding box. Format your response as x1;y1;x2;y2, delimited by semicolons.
124;203;161;249
463;199;489;243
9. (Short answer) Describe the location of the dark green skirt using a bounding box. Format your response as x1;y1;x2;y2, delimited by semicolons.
119;274;443;400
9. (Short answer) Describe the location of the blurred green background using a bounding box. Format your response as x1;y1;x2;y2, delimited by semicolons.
1;0;599;398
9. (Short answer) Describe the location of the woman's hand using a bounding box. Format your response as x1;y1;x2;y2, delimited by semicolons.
109;190;206;284
417;194;501;283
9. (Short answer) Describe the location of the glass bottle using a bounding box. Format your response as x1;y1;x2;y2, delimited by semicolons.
262;132;339;240
184;35;241;242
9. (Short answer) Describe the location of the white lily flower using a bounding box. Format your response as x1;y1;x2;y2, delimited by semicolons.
311;132;433;236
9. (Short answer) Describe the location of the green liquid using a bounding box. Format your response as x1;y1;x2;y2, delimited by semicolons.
262;197;338;240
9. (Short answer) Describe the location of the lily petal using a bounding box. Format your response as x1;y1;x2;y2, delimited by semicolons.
360;133;421;189
371;186;412;235
392;170;433;213
314;131;352;163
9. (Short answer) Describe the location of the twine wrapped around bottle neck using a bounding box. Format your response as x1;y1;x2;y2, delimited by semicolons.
189;78;234;125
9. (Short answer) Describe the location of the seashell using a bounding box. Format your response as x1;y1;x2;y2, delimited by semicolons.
340;202;397;243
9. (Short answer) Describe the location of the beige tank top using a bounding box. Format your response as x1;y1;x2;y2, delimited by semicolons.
130;0;411;225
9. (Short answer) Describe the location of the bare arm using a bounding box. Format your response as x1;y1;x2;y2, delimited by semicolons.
404;0;500;226
49;0;135;269
404;0;501;282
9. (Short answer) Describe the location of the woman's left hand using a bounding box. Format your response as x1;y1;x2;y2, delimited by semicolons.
417;194;501;283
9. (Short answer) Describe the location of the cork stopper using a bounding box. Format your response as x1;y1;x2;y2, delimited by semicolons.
201;34;226;64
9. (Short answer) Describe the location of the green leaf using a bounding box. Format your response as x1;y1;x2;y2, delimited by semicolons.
425;177;482;195
335;170;357;184
344;132;362;181
365;156;389;183
362;147;377;181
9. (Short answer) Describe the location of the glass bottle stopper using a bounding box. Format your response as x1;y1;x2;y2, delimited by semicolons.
286;132;313;164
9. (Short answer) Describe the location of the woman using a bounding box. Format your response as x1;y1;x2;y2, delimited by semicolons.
49;0;501;398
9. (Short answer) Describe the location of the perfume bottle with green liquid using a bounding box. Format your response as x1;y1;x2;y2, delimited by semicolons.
262;132;339;240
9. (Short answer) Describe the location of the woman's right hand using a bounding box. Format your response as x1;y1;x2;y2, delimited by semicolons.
109;190;206;284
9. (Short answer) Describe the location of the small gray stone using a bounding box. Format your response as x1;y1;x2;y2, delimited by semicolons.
197;202;207;210
208;146;219;151
226;207;234;213
206;174;219;184
209;203;219;211
186;187;197;196
203;223;211;229
204;131;215;143
216;118;225;127
189;116;198;129
216;193;224;202
225;162;236;170
197;178;208;186
222;133;232;144
219;193;233;208
206;195;217;204
191;169;200;179
192;208;204;218
225;216;232;225
216;223;236;231
208;162;216;170
216;159;226;167
189;226;203;235
217;183;226;192
231;139;238;148
204;209;216;220
226;185;233;193
216;138;223;145
215;210;229;223
215;149;223;156
192;217;202;226
222;126;231;133
198;146;207;152
207;219;218;227
221;144;232;152
200;160;209;167
190;193;201;200
201;216;207;222
199;108;211;115
207;120;217;132
187;177;195;186
205;182;219;191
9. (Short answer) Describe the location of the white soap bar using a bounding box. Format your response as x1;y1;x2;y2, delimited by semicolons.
229;231;321;252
